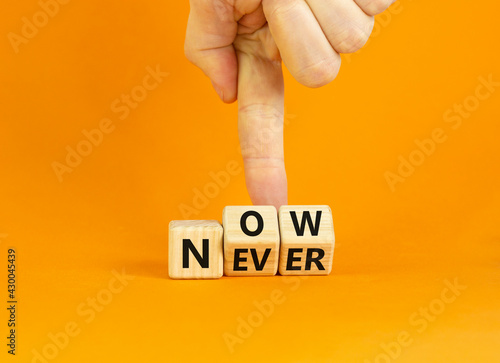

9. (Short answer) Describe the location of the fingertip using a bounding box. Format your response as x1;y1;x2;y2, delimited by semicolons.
293;54;341;88
212;82;237;103
222;88;238;103
245;159;288;211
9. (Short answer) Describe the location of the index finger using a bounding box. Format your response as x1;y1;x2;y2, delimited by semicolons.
235;28;288;209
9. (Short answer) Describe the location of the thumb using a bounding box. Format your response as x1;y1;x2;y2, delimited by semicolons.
184;0;238;103
236;28;288;210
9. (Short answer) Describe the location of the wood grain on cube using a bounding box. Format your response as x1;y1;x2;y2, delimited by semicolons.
278;205;335;276
168;220;223;279
223;206;280;276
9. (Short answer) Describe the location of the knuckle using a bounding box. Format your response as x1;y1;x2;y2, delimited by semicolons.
183;43;197;64
238;103;284;159
335;22;373;53
267;0;302;23
239;103;283;123
362;0;392;15
295;55;341;88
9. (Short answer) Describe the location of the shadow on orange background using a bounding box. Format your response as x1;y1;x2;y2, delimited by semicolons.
1;0;499;362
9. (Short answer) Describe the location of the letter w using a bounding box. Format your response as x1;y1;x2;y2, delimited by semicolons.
290;211;322;236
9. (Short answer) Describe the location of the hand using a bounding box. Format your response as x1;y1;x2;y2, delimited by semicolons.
184;0;394;209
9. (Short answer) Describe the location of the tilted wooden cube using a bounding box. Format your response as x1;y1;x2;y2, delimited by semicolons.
168;220;223;279
223;206;280;276
278;205;335;276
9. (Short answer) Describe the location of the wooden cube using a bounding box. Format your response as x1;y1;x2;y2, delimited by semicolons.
223;206;280;276
278;205;335;276
168;220;223;279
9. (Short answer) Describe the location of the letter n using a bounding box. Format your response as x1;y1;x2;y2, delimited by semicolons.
182;239;209;268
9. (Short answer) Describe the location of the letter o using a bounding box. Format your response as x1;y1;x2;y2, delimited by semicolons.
76;140;93;156
42;343;59;360
374;353;391;363
203;182;219;199
259;128;273;145
240;211;264;237
247;311;264;328
429;298;445;316
409;149;425;166
33;11;49;28
464;95;480;112
372;21;382;37
96;289;113;306
131;86;147;102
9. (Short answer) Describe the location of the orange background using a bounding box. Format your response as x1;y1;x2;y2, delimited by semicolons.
1;0;500;362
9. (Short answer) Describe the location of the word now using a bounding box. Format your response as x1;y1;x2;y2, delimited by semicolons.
168;205;335;279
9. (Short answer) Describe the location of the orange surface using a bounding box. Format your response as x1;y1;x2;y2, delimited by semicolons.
1;1;500;362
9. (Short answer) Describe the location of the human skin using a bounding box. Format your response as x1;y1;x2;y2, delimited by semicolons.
184;0;395;209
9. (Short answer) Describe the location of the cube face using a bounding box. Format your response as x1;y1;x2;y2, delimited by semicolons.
168;220;223;279
278;205;335;276
223;206;280;276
